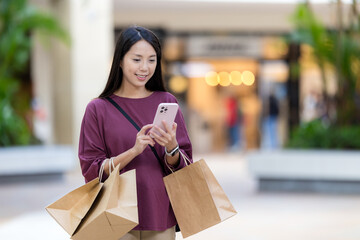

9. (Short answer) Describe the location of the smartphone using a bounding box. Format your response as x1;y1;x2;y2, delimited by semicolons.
151;103;179;136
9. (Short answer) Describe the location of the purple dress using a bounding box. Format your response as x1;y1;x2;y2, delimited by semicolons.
78;91;193;231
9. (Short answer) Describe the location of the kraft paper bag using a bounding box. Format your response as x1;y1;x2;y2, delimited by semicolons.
72;164;138;240
163;157;237;238
46;177;103;235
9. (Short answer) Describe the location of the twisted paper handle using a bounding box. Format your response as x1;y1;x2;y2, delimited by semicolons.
165;150;191;173
98;157;116;182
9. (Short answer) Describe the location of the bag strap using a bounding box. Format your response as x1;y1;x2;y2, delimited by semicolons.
105;97;163;165
99;157;116;182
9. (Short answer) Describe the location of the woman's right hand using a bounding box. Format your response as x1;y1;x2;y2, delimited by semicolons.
132;124;155;155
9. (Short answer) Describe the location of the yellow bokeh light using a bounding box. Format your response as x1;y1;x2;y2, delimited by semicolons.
169;75;188;94
218;71;231;87
205;71;219;86
230;71;242;86
242;70;255;86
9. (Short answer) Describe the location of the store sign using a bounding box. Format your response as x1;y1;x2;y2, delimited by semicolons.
186;35;263;58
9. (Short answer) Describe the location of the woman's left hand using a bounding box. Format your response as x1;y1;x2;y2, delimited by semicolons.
149;121;178;150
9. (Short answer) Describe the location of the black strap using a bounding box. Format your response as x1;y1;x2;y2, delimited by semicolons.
105;97;163;164
106;96;181;233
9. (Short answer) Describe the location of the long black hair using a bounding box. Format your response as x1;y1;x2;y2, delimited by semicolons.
99;26;166;98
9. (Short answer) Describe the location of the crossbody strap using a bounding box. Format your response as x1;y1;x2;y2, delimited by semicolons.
105;97;163;165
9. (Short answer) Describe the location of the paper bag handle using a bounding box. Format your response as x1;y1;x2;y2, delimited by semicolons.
98;157;116;182
165;150;191;173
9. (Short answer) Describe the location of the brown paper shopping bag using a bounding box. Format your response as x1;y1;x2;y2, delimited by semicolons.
72;164;138;240
46;163;138;240
163;155;237;238
46;177;103;235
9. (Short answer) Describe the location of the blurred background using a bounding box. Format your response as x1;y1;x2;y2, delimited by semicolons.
0;0;360;239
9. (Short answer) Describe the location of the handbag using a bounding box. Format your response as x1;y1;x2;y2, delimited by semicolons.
46;161;138;240
163;152;237;238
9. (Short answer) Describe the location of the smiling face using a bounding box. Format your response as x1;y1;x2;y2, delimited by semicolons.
120;40;157;92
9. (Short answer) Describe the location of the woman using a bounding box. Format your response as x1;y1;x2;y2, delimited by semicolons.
78;26;192;240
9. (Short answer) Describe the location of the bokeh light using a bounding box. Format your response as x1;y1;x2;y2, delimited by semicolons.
205;70;255;87
205;71;219;86
218;71;231;86
169;75;188;94
230;71;242;85
242;70;255;86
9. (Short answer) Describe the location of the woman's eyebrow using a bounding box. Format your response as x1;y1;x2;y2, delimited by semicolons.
133;54;156;58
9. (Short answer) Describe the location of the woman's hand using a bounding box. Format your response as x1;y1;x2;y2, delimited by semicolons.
150;121;178;150
132;124;155;155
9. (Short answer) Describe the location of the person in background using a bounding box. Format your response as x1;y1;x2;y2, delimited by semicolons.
78;26;193;240
225;96;241;151
265;93;279;149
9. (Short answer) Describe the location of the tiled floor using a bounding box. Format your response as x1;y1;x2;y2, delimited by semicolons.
1;152;360;240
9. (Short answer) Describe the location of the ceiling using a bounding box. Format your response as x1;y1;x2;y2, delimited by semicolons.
113;0;352;33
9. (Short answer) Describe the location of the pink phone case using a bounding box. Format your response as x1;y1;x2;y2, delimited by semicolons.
152;103;179;135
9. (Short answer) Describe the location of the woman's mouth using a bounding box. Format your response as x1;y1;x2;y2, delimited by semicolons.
136;74;147;80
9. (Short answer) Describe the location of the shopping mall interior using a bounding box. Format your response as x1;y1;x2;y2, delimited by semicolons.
2;1;360;240
28;0;342;153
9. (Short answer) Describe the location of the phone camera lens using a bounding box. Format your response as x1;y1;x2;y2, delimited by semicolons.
160;106;168;114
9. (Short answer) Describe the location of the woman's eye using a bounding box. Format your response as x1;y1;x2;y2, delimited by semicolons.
149;59;156;63
133;59;140;62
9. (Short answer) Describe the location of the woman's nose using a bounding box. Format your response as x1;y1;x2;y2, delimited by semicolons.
139;61;148;71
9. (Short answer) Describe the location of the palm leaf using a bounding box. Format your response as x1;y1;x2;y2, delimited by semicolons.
0;0;69;146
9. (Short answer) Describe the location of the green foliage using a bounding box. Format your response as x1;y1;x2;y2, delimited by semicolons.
0;0;69;146
289;3;334;67
287;120;360;149
289;2;360;125
287;2;360;149
0;78;30;145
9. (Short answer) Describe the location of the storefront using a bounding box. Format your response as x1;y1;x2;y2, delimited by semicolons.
162;33;289;153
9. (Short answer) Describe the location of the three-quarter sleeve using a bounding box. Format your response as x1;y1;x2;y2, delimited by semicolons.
78;101;108;182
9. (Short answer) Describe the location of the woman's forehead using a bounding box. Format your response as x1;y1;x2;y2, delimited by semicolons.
127;40;156;56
